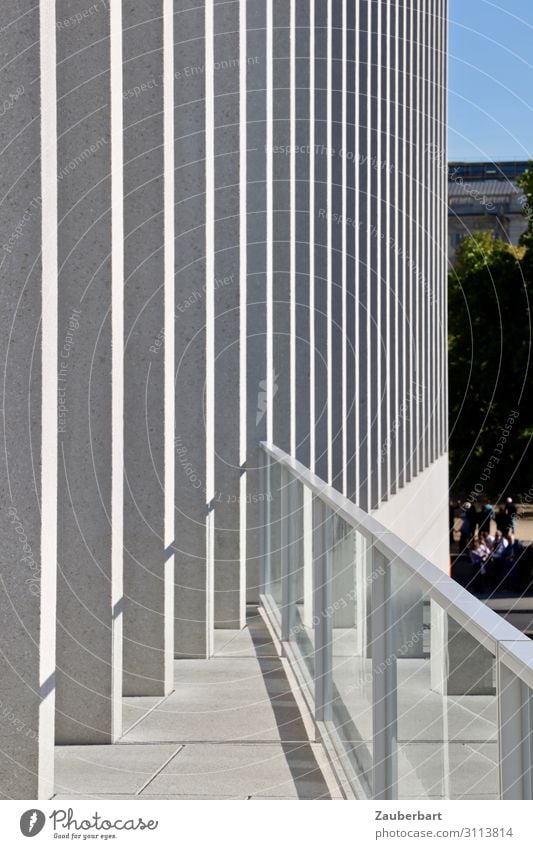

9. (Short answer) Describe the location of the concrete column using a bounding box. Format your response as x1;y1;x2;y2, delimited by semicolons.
431;611;495;696
272;0;291;456
331;0;344;491
174;0;212;658
245;0;267;604
368;0;380;508
0;0;57;799
55;0;123;744
356;0;371;510
379;0;390;501
313;0;329;484
345;0;357;501
389;0;401;495
295;1;311;471
122;2;174;695
404;0;415;485
213;0;244;630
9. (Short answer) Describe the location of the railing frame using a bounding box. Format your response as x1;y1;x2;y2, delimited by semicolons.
260;442;533;800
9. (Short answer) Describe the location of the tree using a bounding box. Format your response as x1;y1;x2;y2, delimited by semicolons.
448;222;533;501
517;162;533;253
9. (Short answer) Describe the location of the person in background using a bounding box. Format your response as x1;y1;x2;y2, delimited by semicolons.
490;530;509;561
472;501;484;538
504;497;518;536
460;502;473;549
480;529;495;549
485;531;510;593
468;537;491;593
495;504;509;535
479;499;494;536
499;534;526;592
469;538;488;568
477;535;491;562
449;499;460;549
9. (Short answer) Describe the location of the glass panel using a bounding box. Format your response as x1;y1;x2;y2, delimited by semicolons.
287;479;315;691
262;454;283;626
260;454;502;800
392;562;498;800
328;519;373;798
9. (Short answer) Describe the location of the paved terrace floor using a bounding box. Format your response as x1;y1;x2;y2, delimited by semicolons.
54;608;343;800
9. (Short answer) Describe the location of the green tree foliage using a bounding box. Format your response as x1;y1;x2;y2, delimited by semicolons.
448;194;533;500
517;163;533;253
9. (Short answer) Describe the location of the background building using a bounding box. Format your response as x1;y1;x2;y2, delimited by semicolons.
448;161;529;264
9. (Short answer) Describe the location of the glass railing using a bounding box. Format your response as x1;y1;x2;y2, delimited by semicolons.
259;443;533;800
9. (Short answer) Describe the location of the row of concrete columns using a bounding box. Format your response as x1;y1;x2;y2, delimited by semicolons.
0;0;449;799
0;0;259;799
0;0;196;799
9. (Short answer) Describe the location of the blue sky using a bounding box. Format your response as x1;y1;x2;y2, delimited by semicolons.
449;0;533;161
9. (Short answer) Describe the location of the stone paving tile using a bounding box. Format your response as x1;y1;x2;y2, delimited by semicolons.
248;796;332;801
122;696;165;734
54;793;244;800
53;794;145;800
121;658;309;744
144;742;331;799
214;628;278;658
55;744;182;796
141;794;245;800
55;615;337;800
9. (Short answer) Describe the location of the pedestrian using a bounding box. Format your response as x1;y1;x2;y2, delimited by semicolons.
459;502;474;549
504;497;517;536
495;505;509;535
479;499;494;535
490;530;509;560
449;499;458;549
500;534;526;592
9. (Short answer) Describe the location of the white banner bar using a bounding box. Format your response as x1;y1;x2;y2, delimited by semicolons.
5;800;533;847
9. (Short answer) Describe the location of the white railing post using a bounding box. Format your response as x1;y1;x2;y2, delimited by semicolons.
497;643;533;799
371;547;398;799
313;499;333;721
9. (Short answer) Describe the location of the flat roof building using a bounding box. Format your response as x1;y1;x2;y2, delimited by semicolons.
448;161;530;264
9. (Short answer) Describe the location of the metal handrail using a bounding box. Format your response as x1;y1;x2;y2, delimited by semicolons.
260;441;533;686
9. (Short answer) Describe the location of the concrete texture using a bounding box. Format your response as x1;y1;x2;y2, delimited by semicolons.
0;1;56;799
173;0;211;659
313;0;329;485
55;610;336;799
272;1;291;458
120;654;311;744
245;0;267;605
122;697;166;735
55;744;182;796
55;0;122;745
145;742;331;799
213;0;244;630
123;2;174;696
295;1;311;472
331;0;345;492
372;454;450;572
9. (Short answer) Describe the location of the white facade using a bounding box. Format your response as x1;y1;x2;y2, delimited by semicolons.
0;0;449;799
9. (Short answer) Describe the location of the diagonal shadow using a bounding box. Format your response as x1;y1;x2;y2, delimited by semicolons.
247;606;332;799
